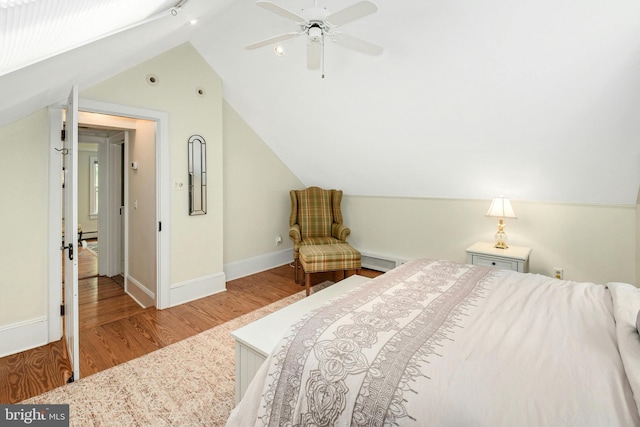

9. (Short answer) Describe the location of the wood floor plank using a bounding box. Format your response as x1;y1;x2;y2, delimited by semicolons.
0;245;382;403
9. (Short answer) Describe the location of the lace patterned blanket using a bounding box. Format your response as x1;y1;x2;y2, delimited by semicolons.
227;259;640;427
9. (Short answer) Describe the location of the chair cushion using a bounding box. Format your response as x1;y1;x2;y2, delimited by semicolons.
301;237;340;247
297;188;332;239
299;243;361;273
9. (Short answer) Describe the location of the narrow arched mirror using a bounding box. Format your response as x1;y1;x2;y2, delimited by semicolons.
188;135;207;215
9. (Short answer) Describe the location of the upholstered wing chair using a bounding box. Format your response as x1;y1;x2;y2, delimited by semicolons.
289;187;351;283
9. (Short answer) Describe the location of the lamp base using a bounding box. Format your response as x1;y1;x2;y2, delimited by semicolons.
494;228;508;249
494;240;508;249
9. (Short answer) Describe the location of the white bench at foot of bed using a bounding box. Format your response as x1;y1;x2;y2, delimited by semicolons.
231;274;371;403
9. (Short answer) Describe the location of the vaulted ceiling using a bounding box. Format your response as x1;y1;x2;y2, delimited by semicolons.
1;0;639;204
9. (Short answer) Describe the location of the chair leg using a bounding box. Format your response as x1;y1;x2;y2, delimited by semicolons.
305;272;311;297
294;259;300;284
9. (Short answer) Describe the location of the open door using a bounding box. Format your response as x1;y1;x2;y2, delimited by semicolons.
63;85;80;382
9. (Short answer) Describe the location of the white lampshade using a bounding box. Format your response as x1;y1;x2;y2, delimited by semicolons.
486;197;517;219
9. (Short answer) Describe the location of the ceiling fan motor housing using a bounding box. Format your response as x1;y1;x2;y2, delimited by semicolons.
308;24;323;43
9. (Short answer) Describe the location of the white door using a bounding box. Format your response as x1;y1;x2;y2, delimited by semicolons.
63;85;80;382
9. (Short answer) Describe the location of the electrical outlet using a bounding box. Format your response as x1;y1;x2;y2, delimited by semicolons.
276;235;282;246
553;268;563;280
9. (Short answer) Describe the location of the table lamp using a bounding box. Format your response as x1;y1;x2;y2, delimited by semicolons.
486;197;517;249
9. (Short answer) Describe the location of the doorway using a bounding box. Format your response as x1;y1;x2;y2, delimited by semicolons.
76;127;124;281
74;127;130;330
49;98;171;379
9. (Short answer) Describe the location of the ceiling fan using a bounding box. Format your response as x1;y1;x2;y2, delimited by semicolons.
245;0;383;73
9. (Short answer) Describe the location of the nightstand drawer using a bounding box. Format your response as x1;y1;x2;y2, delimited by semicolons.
465;242;531;273
470;254;519;271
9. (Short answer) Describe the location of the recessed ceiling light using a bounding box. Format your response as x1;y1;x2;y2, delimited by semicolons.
274;45;285;56
189;18;199;26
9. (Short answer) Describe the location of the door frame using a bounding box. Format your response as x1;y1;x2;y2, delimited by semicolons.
101;133;126;278
47;98;171;342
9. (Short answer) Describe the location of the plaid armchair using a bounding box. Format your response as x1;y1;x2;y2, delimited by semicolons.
289;187;351;283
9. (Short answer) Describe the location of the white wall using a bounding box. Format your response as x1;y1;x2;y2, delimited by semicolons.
343;196;636;285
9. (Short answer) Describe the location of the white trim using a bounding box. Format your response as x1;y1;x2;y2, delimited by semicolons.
89;154;98;216
169;272;227;308
224;249;294;282
97;139;109;276
47;106;63;343
106;138;123;277
125;275;155;309
0;317;48;358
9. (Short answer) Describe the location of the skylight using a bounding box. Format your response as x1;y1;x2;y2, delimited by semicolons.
0;0;179;76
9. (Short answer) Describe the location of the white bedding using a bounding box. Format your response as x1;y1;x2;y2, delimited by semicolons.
227;259;640;426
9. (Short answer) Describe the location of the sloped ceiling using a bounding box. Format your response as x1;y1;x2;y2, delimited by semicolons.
1;0;640;205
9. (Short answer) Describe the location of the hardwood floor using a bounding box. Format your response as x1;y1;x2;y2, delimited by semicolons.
0;244;381;404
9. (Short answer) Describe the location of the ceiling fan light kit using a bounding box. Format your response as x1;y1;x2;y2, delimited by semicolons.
246;0;382;76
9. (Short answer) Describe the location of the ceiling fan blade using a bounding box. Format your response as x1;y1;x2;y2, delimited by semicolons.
307;40;322;70
332;33;382;55
256;1;307;24
245;32;301;50
325;1;378;27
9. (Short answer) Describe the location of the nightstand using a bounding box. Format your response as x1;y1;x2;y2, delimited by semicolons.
466;241;531;273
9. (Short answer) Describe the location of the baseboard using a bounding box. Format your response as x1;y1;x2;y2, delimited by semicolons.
224;248;293;281
169;272;226;308
126;275;156;309
0;317;48;358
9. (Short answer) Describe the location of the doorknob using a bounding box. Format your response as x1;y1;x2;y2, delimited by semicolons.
60;243;74;261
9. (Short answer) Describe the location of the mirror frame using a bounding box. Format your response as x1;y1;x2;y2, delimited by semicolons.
188;134;207;215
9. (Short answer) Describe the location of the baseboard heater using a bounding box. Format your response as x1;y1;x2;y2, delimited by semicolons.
81;230;98;239
360;252;407;272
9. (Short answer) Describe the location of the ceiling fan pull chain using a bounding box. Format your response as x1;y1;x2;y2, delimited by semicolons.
321;37;325;79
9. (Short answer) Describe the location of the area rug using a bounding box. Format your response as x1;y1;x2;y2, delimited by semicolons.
85;242;98;256
22;290;313;426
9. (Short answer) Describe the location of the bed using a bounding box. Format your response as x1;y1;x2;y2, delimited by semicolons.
226;258;640;426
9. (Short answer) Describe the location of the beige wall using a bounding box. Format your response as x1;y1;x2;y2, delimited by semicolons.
82;43;224;285
0;110;49;325
127;121;157;291
219;101;637;285
637;187;640;285
222;100;303;263
77;144;98;235
0;42;223;331
343;196;636;285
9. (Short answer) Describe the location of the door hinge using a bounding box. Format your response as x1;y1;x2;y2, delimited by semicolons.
158;221;162;232
61;128;66;141
60;304;65;316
